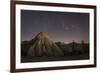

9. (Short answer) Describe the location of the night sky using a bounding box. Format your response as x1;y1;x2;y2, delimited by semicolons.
21;10;89;43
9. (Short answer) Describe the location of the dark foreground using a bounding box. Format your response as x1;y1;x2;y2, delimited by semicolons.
21;54;89;63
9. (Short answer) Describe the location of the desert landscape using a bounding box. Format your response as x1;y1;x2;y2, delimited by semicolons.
21;10;89;63
21;32;89;63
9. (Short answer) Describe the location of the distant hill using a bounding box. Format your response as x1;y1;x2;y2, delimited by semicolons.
56;41;89;56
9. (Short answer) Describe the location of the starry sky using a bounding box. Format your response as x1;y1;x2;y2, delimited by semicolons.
21;10;89;43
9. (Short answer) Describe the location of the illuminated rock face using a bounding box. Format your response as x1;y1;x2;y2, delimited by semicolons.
27;32;64;57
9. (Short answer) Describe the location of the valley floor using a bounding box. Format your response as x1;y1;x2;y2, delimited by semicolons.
21;54;89;63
